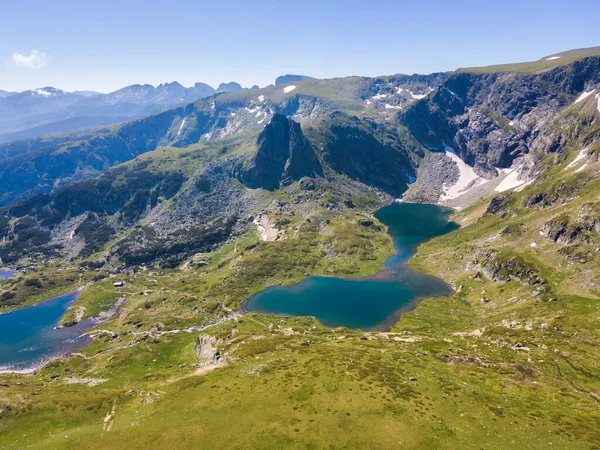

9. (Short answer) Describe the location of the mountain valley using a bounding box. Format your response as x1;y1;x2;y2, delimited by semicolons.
0;48;599;449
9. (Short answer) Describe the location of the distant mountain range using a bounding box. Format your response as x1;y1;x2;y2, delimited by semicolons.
275;74;314;85
0;76;303;144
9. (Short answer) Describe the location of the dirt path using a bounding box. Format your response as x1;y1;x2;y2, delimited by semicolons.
102;400;117;432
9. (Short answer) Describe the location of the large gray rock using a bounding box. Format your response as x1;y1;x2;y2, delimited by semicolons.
239;113;322;190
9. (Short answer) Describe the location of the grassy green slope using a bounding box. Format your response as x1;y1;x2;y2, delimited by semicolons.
1;147;599;449
458;46;600;74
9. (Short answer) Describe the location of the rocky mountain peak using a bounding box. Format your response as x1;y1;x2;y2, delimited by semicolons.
239;113;322;190
217;82;244;93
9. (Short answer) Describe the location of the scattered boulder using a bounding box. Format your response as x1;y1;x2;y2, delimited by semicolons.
195;334;229;368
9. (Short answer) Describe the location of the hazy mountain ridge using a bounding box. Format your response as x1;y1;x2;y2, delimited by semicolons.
0;81;228;144
0;72;446;205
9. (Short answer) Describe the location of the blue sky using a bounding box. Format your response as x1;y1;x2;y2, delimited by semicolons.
2;0;599;93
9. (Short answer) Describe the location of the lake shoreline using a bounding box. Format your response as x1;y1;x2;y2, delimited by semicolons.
243;202;458;331
0;291;123;374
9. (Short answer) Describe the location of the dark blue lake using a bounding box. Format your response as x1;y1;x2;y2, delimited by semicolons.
243;203;459;331
0;292;93;372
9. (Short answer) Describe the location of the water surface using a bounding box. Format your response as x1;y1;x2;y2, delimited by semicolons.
0;292;93;372
0;269;15;280
244;203;458;331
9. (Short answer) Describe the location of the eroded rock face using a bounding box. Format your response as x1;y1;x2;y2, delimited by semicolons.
400;57;600;175
312;112;414;197
542;211;600;245
195;334;228;367
239;113;322;190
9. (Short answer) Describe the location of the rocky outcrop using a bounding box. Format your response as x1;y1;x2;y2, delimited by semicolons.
470;251;544;286
309;112;414;197
400;57;600;176
542;211;600;245
195;334;228;367
485;194;514;218
238;113;322;190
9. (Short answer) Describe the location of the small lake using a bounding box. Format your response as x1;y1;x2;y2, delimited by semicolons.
0;269;15;281
0;292;94;373
243;203;459;331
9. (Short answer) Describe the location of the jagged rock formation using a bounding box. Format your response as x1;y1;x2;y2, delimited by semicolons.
238;113;322;189
216;82;245;93
401;57;600;176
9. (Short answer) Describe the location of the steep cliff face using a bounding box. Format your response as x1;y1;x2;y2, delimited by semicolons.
239;113;322;190
401;57;600;176
308;112;415;197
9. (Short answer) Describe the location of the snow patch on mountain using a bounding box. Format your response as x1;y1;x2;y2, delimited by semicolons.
494;166;527;192
514;178;536;192
440;142;486;200
575;90;595;103
283;85;297;93
176;118;186;137
33;88;62;97
409;91;427;100
445;88;463;104
565;148;588;170
371;93;389;100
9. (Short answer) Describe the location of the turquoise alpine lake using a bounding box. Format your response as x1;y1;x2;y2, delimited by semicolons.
0;292;93;372
243;203;459;331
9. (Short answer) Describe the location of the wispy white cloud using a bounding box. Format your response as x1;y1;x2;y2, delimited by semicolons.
12;50;48;69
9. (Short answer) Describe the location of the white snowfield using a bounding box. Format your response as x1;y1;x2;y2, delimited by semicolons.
575;90;595;104
596;93;600;114
257;95;265;102
445;87;463;104
176;118;186;137
409;91;427;100
384;104;402;110
371;93;389;100
440;143;487;200
34;88;59;97
283;85;296;93
545;56;560;61
494;166;527;192
514;178;536;192
565;148;588;170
